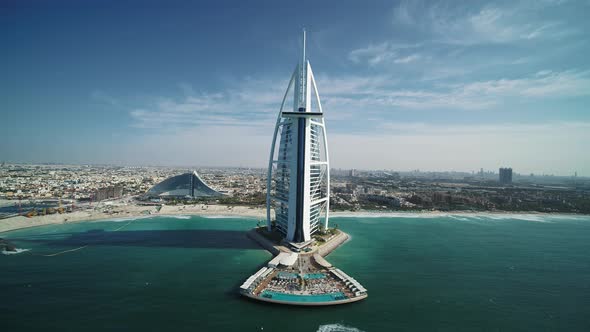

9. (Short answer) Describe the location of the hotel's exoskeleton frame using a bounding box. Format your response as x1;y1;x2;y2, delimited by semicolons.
266;31;330;243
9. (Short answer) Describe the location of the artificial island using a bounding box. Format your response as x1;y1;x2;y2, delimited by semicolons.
239;31;368;306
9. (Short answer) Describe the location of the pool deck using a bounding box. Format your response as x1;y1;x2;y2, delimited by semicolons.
240;228;368;306
242;291;368;306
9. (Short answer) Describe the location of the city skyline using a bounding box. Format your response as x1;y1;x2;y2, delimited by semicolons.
2;0;589;176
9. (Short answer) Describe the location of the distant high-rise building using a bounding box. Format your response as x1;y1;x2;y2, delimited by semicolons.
349;169;356;177
499;167;513;184
266;31;330;243
95;185;123;201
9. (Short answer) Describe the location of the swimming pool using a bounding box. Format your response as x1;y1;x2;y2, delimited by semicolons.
303;273;326;279
276;272;298;279
260;290;347;302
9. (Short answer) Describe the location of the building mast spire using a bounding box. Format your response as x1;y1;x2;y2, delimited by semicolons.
302;28;306;65
297;28;307;111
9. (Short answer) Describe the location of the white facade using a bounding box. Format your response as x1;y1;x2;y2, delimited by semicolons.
266;31;330;243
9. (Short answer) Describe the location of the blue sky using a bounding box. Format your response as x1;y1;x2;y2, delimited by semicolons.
1;0;589;175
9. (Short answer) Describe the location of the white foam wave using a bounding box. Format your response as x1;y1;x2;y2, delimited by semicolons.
482;214;548;223
332;212;439;219
448;215;471;222
199;215;254;219
166;215;191;220
1;248;31;255
317;323;365;332
466;213;588;223
332;212;590;223
104;216;153;223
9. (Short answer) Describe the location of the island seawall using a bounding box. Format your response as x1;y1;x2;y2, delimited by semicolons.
246;228;349;257
241;228;366;306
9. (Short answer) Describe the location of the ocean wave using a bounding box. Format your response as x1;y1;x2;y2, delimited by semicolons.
1;248;31;255
332;212;590;223
317;323;364;332
448;215;471;222
483;214;548;223
103;216;153;223
199;215;255;219
165;215;191;220
333;212;436;219
333;212;475;219
464;213;586;223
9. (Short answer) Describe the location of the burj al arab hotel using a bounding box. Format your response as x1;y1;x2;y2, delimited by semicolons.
266;31;330;244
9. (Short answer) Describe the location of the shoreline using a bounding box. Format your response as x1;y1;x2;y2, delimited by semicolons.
1;203;588;234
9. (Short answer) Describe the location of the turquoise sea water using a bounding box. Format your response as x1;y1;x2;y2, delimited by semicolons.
2;214;590;331
261;290;347;302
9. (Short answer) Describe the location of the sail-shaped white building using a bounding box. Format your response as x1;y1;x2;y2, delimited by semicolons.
266;31;330;243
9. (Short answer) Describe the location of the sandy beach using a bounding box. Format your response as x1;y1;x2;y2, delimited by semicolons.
1;200;585;234
0;203;270;234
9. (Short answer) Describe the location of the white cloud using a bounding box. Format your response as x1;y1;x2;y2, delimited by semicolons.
349;1;579;76
348;42;393;66
519;70;590;96
129;81;283;130
129;69;590;135
392;0;576;45
315;74;392;95
319;69;590;113
111;65;590;175
348;42;424;67
394;54;421;64
456;70;590;99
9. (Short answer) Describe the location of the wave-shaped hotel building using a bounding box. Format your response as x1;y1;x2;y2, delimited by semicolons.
146;171;223;199
240;31;367;306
